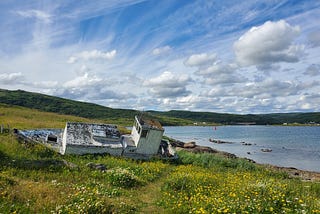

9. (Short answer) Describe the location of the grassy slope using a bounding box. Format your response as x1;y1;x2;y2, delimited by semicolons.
0;105;319;213
0;103;98;129
0;89;192;126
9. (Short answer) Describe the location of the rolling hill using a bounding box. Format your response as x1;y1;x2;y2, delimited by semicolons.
1;88;319;125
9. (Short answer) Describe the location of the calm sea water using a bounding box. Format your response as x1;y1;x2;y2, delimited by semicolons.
164;126;320;172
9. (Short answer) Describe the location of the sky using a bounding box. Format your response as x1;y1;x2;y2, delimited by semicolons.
0;0;320;114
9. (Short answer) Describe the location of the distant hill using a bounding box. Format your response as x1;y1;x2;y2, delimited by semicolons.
1;89;319;125
149;110;320;125
0;89;191;125
0;89;137;123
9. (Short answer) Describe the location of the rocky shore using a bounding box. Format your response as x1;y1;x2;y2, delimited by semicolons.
169;139;320;182
170;139;237;159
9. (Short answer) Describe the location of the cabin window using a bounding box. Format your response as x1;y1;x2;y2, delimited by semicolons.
47;135;57;142
141;129;148;138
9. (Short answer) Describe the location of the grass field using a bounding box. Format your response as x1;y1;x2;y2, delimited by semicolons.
0;104;320;213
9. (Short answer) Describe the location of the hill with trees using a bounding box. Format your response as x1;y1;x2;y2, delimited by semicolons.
1;89;319;125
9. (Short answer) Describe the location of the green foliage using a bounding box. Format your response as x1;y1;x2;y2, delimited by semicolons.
1;134;320;213
0;89;137;126
160;163;320;213
54;182;116;214
149;109;320;125
107;167;142;188
176;150;259;171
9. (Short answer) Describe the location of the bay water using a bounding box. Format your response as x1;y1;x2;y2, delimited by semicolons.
164;125;320;172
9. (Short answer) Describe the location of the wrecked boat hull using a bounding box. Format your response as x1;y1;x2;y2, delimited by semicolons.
15;115;177;159
63;144;123;156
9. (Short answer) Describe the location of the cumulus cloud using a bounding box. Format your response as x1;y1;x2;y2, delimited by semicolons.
152;45;171;55
231;79;302;99
184;53;216;67
67;49;116;63
299;94;320;106
0;72;24;84
16;9;52;24
234;20;302;67
308;30;320;47
196;63;235;76
202;86;229;97
144;71;192;98
205;73;247;85
304;64;320;76
195;62;246;85
63;73;102;88
56;72;134;101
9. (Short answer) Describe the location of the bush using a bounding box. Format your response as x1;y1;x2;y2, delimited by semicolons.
108;167;142;188
177;150;259;171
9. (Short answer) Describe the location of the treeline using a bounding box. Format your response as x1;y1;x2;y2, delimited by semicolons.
1;89;319;125
149;110;320;125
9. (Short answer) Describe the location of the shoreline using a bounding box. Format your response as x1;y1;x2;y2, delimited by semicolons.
169;138;320;182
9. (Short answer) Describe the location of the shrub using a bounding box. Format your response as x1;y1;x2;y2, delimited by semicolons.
177;150;259;171
108;167;142;188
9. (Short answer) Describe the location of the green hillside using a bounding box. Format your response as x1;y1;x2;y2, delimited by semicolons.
150;110;320;125
0;89;137;125
1;88;320;125
0;89;193;126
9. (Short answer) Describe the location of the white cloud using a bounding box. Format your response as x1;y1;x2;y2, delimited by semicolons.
0;72;24;84
144;71;190;88
195;62;246;85
256;64;281;73
16;10;52;24
286;93;320;111
152;45;171;55
55;73;134;102
234;20;302;66
31;81;59;88
304;64;320;76
68;49;117;63
184;53;216;67
202;86;229;97
204;73;247;85
144;71;192;98
150;87;190;98
63;73;102;88
231;79;302;99
67;56;77;64
308;30;320;47
196;63;235;76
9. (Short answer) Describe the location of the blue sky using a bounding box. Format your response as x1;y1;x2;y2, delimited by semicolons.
1;0;320;113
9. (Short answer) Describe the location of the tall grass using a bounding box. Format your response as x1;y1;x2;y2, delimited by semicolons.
176;150;260;171
161;151;320;213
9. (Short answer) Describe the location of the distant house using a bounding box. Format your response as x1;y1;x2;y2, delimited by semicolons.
18;115;176;159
